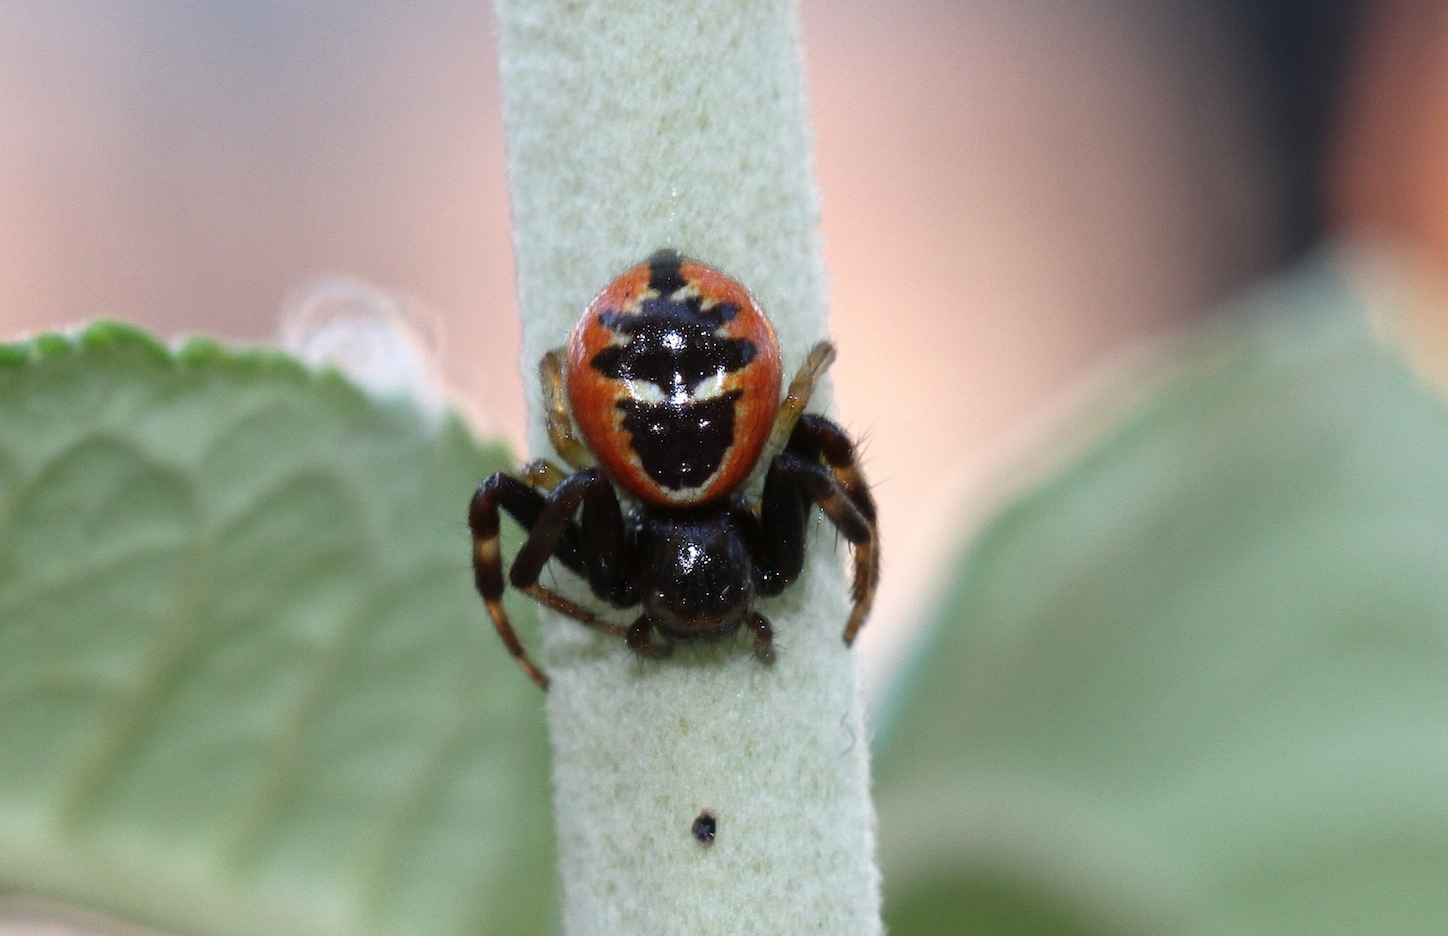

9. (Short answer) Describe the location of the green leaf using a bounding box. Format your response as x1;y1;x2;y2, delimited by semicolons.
0;323;554;936
873;257;1448;935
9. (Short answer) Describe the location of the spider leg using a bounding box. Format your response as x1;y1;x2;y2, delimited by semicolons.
767;454;870;541
747;612;776;664
745;341;838;593
510;466;639;608
520;583;627;639
509;467;602;587
520;457;569;493
792;414;880;645
796;415;876;518
760;340;836;463
751;457;811;597
472;464;644;686
753;414;879;646
540;348;595;470
523;457;640;608
469;472;572;690
625;614;675;661
577;468;641;607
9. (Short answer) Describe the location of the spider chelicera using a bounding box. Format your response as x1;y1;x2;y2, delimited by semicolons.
468;250;878;689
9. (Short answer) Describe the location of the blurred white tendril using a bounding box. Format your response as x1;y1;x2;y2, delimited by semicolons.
278;275;451;427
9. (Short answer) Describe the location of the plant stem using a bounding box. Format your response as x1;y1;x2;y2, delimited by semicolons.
496;1;882;933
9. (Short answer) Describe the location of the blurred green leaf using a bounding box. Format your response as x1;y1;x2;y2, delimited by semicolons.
874;258;1448;935
0;323;553;936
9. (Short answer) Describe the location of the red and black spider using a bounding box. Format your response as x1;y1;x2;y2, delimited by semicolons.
469;250;878;689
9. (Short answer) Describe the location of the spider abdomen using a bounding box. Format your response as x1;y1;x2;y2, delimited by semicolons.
566;251;782;508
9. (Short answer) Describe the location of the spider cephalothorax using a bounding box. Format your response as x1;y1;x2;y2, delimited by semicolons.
469;250;878;689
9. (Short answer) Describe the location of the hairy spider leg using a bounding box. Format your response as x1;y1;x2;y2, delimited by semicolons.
625;614;676;661
514;468;671;662
471;469;634;690
520;457;569;493
511;467;639;607
751;455;812;598
540;348;594;470
747;611;776;664
792;414;880;644
759;451;870;566
518;584;627;640
470;472;586;689
760;340;836;465
753;415;878;646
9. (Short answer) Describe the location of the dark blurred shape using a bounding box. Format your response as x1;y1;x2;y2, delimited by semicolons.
1215;0;1366;258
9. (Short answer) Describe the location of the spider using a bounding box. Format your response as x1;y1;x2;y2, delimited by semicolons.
468;250;878;689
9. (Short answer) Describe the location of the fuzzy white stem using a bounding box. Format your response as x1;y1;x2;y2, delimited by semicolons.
496;1;881;933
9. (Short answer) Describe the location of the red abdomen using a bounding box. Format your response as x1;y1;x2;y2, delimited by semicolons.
566;252;782;508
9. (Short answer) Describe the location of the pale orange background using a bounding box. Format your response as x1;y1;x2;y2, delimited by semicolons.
0;1;1286;687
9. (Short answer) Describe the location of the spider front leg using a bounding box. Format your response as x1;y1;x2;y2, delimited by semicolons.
471;466;640;689
540;349;594;470
753;414;879;646
792;414;879;644
469;472;585;690
511;466;639;608
760;340;835;462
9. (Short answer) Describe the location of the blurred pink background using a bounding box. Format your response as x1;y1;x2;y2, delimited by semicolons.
0;0;1371;686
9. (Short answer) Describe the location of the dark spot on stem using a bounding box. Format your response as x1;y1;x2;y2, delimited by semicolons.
692;810;717;846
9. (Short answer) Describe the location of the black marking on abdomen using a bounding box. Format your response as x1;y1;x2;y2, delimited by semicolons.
647;250;687;293
593;314;754;394
618;392;740;490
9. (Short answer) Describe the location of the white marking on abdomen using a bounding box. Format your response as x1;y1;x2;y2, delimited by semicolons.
621;370;731;406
